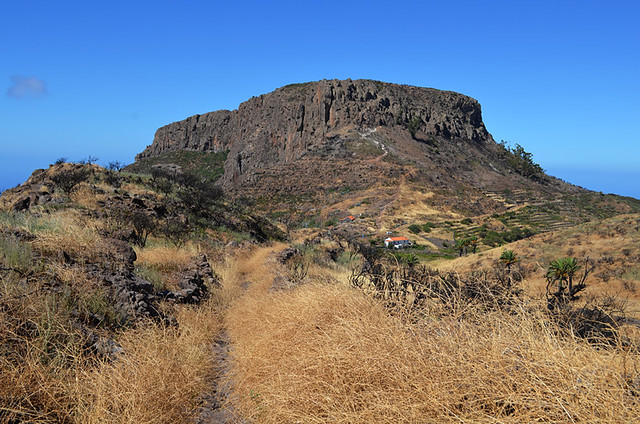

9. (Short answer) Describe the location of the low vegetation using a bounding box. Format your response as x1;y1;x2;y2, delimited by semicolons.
1;161;640;422
124;150;229;183
0;163;281;422
223;240;640;423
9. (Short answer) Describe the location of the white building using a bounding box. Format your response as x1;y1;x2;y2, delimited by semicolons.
384;236;411;248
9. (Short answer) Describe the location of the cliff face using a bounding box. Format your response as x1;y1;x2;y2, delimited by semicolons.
136;79;492;186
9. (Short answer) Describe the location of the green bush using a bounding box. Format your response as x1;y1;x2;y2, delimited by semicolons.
499;141;544;179
408;224;422;234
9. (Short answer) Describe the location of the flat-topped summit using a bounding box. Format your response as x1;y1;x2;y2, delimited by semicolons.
132;79;636;225
135;79;492;188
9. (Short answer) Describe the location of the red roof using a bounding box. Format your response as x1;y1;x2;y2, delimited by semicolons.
386;236;409;241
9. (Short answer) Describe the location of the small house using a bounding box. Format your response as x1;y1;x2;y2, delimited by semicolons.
384;236;411;248
340;215;356;224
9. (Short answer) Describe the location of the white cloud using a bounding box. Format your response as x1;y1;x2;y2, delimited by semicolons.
6;75;48;99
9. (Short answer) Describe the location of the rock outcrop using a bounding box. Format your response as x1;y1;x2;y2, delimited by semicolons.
136;79;492;188
159;254;219;304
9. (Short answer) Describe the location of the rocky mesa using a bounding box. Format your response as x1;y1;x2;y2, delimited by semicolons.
136;79;494;189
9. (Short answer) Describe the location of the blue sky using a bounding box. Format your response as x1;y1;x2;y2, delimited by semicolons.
1;0;639;198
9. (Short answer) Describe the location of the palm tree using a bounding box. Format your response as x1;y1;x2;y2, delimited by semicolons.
563;257;581;297
499;250;518;271
405;253;419;268
546;258;567;295
546;257;581;299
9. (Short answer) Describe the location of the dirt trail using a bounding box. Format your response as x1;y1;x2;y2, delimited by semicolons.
195;244;284;423
359;127;390;163
195;332;241;423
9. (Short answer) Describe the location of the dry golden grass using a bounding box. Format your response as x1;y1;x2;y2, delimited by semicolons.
3;187;639;423
119;181;155;197
0;343;84;423
135;242;202;273
70;182;109;209
0;278;87;423
224;273;640;423
0;270;225;423
29;209;104;262
216;242;287;307
78;301;223;424
1;205;226;423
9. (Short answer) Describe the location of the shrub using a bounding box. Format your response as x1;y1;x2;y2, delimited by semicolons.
104;171;121;188
108;205;157;247
157;218;190;247
406;116;422;139
79;155;99;165
175;172;224;217
107;161;125;172
51;166;90;194
151;178;173;195
408;224;422;234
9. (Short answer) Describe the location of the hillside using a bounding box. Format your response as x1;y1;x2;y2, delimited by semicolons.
2;163;639;421
130;79;640;249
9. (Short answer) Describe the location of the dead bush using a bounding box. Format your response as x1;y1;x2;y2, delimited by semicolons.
51;166;91;194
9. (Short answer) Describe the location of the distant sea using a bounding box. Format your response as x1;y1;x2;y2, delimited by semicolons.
546;168;640;200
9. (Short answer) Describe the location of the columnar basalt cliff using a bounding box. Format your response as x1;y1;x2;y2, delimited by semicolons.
136;79;493;188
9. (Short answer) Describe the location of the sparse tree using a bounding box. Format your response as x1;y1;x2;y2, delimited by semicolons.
51;166;90;194
176;173;224;217
108;205;157;247
158;218;190;247
129;210;156;247
107;161;125;171
500;141;543;179
85;155;99;165
104;161;125;187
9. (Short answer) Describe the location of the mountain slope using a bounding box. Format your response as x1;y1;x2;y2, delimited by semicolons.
131;79;639;235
